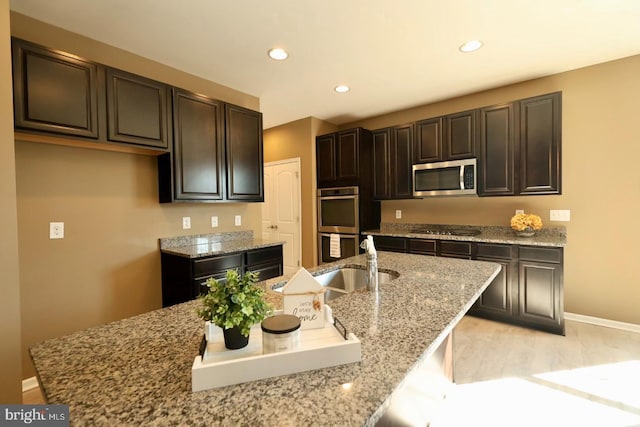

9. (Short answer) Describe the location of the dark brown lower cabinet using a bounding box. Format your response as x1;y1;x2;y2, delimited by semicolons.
471;243;518;322
245;246;284;280
161;245;283;307
385;236;565;335
469;243;564;335
408;239;437;256
516;246;564;334
371;236;408;253
438;241;472;259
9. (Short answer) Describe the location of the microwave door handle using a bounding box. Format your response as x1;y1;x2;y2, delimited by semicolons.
459;166;464;190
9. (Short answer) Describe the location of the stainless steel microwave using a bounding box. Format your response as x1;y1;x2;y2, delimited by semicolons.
412;158;477;197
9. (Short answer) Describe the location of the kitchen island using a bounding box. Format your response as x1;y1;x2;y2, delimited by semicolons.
30;252;500;426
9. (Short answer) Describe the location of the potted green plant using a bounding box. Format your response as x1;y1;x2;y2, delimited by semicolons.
197;269;273;350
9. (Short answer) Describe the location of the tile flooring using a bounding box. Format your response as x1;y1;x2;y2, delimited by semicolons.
432;316;640;427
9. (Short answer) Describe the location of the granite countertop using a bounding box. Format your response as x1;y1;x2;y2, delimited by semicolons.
363;223;567;247
31;252;500;426
159;231;286;258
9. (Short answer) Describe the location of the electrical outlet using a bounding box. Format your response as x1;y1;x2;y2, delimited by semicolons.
550;209;571;222
182;217;191;229
49;222;64;239
395;210;402;219
211;216;218;228
515;209;525;215
235;215;242;226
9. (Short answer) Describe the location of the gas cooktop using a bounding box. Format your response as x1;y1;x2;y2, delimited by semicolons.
410;227;482;237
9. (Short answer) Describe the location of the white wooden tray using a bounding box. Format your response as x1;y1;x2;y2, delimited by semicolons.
192;306;361;392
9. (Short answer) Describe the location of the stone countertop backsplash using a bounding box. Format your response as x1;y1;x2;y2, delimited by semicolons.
30;252;500;426
363;222;567;247
159;230;285;258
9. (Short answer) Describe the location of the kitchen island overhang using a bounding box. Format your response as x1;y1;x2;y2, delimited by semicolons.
30;252;500;426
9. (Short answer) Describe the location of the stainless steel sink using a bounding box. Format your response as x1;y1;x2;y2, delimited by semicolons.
272;267;399;301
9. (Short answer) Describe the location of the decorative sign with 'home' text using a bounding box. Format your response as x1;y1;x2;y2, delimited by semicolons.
282;268;325;330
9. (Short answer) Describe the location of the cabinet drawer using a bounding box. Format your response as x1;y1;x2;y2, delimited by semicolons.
192;271;228;296
408;239;437;255
193;253;243;277
245;246;283;266
519;246;562;264
476;243;516;259
246;262;283;281
373;236;408;253
439;241;472;256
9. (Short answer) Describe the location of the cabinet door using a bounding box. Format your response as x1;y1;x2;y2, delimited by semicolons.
445;110;476;160
336;129;359;184
106;67;170;149
225;104;264;201
316;133;336;186
172;88;225;200
12;38;99;138
517;259;563;334
472;258;516;318
478;103;516;196
372;128;391;199
414;117;442;163
518;92;561;195
391;124;414;199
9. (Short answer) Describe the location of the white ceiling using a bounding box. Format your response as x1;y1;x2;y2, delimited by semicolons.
10;0;640;129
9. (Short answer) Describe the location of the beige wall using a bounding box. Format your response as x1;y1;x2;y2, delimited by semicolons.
0;0;22;402
263;117;337;267
11;14;263;379
343;55;640;325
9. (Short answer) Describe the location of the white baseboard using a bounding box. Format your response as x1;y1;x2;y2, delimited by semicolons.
565;312;640;334
22;376;39;392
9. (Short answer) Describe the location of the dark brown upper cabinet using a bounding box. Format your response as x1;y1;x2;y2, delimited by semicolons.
444;110;477;160
106;67;170;149
392;124;414;198
414;117;442;163
11;37;170;153
316;133;337;184
478;103;516;196
316;128;371;188
372;129;391;199
478;92;561;197
225;104;264;202
372;124;414;199
167;88;225;202
414;110;477;164
158;90;264;203
12;37;100;139
518;92;561;195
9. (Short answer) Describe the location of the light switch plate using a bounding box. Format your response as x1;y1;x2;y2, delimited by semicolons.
550;209;571;222
211;216;218;228
49;222;64;239
182;217;191;229
235;215;242;226
395;210;402;219
515;209;524;215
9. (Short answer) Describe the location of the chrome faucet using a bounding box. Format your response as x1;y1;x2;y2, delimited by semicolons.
360;235;378;292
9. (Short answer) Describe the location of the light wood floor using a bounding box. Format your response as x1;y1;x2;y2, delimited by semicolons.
22;316;640;426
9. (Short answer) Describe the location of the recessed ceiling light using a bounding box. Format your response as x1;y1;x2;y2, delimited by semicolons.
268;48;288;60
459;40;483;53
334;85;350;93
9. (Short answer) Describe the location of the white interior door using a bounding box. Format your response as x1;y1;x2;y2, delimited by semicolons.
262;159;301;276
